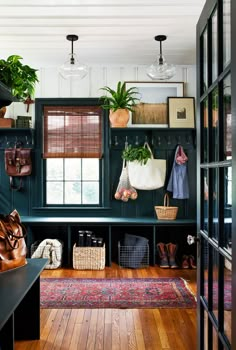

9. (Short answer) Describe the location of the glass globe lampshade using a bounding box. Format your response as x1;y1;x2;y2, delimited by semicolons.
59;34;88;80
146;35;176;80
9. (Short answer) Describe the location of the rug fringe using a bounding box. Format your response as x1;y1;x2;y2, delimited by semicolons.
180;277;197;301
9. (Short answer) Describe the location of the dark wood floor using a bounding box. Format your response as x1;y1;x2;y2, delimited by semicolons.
15;264;197;350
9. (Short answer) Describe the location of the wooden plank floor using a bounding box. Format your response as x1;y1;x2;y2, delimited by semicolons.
15;264;197;350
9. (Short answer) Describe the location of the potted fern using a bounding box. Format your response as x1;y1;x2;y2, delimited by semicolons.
100;81;140;127
0;55;39;102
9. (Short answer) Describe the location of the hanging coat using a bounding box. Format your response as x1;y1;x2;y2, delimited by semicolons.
167;145;189;199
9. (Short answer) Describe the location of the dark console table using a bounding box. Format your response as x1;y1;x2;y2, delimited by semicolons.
0;258;47;350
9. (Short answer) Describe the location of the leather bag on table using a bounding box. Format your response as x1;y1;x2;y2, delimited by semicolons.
5;147;32;191
0;209;27;272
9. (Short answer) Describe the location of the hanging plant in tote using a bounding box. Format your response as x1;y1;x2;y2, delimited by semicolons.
122;142;167;190
122;144;152;165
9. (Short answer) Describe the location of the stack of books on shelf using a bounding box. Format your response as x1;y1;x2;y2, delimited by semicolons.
16;116;32;128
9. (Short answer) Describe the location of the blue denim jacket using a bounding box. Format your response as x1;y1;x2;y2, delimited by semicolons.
167;146;189;199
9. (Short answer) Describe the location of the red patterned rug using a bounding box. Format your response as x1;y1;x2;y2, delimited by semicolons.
40;277;196;309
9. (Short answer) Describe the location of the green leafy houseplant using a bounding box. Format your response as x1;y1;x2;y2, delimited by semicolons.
122;144;152;165
0;55;39;101
100;81;140;112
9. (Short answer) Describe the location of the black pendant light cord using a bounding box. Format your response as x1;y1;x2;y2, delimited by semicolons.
66;34;78;65
154;35;167;65
71;40;74;64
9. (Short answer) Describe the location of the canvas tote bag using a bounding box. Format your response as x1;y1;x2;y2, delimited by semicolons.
128;142;166;190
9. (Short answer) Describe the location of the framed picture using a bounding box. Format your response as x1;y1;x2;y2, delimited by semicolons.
168;97;195;128
125;81;184;128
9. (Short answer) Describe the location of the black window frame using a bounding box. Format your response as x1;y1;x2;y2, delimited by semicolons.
33;97;110;211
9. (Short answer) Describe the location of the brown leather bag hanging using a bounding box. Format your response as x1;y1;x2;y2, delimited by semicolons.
5;146;32;191
0;209;27;272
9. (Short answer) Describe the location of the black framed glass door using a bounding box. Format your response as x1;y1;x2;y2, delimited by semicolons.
196;0;233;349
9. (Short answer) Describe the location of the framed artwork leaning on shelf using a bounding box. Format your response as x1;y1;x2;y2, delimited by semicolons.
168;97;195;128
125;81;184;128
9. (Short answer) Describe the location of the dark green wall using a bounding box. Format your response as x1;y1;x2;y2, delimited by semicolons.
0;99;196;219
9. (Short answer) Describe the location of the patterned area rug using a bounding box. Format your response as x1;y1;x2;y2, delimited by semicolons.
40;277;196;309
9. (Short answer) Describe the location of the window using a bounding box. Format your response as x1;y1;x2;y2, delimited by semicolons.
35;98;109;208
46;158;100;205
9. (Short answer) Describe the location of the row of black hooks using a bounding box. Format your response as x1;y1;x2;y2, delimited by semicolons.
111;134;193;147
0;136;34;149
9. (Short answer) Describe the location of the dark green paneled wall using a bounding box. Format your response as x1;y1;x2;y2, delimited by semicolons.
0;100;196;219
0;128;196;219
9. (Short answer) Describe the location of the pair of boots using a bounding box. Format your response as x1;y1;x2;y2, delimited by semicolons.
182;255;197;269
157;242;178;269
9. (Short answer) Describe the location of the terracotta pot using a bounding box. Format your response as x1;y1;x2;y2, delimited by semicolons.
109;109;129;127
0;106;7;118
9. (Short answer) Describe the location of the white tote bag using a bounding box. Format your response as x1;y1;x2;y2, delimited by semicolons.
128;142;166;190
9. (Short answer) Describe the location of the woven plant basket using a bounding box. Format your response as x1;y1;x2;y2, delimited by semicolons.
155;193;178;220
73;243;106;270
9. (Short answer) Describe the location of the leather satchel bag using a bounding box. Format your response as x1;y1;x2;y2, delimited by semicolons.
5;147;32;191
0;209;27;272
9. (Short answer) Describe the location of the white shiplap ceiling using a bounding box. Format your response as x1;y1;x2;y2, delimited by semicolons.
0;0;206;69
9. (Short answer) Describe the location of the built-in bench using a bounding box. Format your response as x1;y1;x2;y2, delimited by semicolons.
21;217;196;267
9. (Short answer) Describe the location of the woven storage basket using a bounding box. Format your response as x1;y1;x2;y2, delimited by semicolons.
73;243;105;270
155;193;178;220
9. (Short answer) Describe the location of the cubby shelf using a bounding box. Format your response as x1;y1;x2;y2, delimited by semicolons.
22;216;197;268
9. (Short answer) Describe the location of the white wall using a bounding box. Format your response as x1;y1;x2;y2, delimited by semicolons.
5;64;196;127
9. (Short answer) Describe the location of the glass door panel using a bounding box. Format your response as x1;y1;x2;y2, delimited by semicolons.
212;327;219;349
212;250;219;321
203;169;209;233
203;29;208;92
204;310;209;350
212;88;219;162
203;239;209;302
223;0;231;68
212;168;219;241
224;264;232;344
212;9;218;82
224;75;231;160
224;166;232;251
202;99;209;163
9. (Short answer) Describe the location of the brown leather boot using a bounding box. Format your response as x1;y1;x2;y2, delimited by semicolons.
157;242;169;268
166;243;178;268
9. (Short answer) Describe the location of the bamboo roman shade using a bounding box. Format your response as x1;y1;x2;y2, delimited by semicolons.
43;106;103;158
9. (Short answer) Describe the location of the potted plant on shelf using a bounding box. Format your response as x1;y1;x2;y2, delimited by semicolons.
0;55;39;117
100;81;140;127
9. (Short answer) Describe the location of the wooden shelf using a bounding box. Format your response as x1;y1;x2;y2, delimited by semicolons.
110;127;196;131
